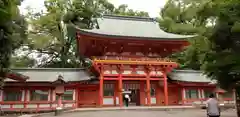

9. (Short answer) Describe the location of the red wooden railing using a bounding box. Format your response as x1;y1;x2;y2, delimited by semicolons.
0;100;76;112
93;56;174;62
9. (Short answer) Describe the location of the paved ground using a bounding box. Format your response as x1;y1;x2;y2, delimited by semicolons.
42;109;237;117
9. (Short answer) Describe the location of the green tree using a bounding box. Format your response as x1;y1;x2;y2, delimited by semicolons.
0;0;27;87
200;0;240;116
26;0;149;68
10;56;36;68
159;0;215;70
113;4;149;17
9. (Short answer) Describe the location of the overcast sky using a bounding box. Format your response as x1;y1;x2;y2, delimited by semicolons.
19;0;167;17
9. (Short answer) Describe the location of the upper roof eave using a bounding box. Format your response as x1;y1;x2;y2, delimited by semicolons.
76;27;197;41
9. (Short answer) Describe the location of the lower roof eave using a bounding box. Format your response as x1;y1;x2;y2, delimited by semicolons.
6;73;29;82
175;80;216;86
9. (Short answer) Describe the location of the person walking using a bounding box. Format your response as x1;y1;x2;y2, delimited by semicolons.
206;93;221;117
124;94;131;107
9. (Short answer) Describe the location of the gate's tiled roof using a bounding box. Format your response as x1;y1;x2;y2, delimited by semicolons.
76;15;196;40
5;68;216;84
5;68;93;82
169;70;216;83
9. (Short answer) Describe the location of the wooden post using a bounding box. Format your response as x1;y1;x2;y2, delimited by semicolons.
198;88;202;99
118;65;123;107
181;88;185;105
113;82;117;106
202;89;205;99
99;75;104;107
50;89;53;109
155;84;160;105
23;89;27;109
146;72;151;106
163;72;168;106
98;64;104;107
74;89;78;108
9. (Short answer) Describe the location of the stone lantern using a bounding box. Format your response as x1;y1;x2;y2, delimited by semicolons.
52;75;66;116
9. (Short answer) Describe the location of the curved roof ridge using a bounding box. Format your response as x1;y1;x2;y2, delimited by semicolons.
103;14;156;22
11;68;85;71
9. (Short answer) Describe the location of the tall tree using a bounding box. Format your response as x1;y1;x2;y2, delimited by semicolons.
26;0;149;68
200;0;240;116
0;0;27;87
113;4;149;17
159;0;215;70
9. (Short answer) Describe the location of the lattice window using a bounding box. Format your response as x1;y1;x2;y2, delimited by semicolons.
3;90;22;101
185;89;199;99
104;84;114;96
30;90;49;101
123;83;140;90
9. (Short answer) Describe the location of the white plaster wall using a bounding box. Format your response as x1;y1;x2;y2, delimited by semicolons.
103;97;114;105
39;104;50;108
104;70;111;74
151;97;156;104
116;97;119;105
145;97;156;104
122;71;131;74
112;70;118;74
1;105;10;108
64;104;73;107
52;104;57;108
26;104;37;108
13;104;24;108
136;71;145;75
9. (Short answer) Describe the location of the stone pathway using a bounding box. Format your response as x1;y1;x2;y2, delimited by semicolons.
40;109;237;117
68;105;194;112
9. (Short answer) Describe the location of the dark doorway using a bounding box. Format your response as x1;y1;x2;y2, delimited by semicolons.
129;89;141;106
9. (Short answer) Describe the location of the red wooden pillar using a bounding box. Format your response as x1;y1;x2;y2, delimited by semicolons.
118;66;123;107
113;82;117;106
140;81;145;105
163;72;168;106
24;89;28;109
181;87;185;105
75;88;78;108
155;84;161;105
146;73;151;106
99;72;104;107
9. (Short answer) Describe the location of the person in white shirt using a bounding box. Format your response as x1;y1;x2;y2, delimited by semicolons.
206;93;220;117
124;94;131;107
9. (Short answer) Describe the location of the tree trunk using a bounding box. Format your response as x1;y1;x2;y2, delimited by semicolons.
235;86;240;117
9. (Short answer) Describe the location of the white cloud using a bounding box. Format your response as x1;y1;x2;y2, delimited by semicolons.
19;0;167;17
